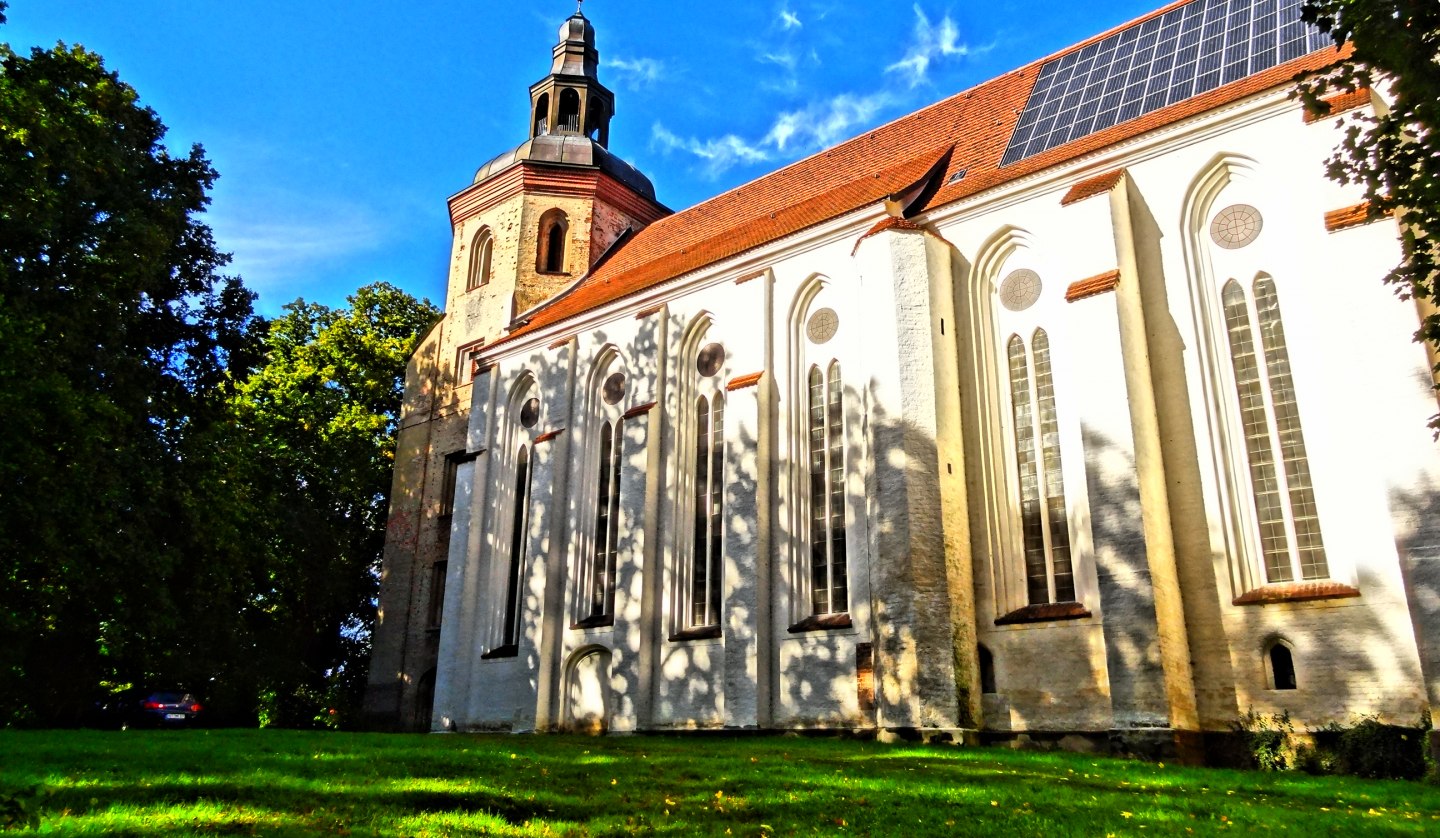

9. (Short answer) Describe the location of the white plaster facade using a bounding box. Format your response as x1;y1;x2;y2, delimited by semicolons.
367;1;1440;760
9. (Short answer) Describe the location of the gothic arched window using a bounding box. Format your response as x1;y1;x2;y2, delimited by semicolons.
497;445;532;655
1221;275;1327;584
1007;328;1075;606
467;227;493;291
808;361;847;616
583;420;621;623
690;394;725;628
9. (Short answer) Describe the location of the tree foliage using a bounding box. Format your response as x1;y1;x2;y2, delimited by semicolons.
0;39;260;723
0;29;438;727
227;284;437;727
1300;2;1440;378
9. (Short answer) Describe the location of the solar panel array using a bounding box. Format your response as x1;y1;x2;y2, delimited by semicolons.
1000;0;1332;166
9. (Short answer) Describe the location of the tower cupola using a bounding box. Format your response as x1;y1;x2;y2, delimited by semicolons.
529;7;614;147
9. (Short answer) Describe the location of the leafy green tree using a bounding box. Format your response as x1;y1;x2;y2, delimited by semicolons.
0;39;259;722
1301;2;1440;394
228;283;437;727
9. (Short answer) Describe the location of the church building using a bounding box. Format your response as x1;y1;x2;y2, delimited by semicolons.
363;0;1440;761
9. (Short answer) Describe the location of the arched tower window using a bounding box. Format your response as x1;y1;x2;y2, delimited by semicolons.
467;228;493;291
1007;328;1075;605
1267;640;1297;690
533;92;550;137
537;209;569;274
808;361;847;616
586;98;609;145
558;88;582;134
1221;275;1327;584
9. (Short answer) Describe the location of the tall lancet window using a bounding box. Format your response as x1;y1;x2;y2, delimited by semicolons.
1222;276;1327;583
499;445;533;654
467;228;493;291
1008;330;1075;605
537;209;568;274
808;361;847;616
691;394;725;627
584;420;622;623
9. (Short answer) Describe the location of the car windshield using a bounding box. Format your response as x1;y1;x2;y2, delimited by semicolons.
150;692;192;704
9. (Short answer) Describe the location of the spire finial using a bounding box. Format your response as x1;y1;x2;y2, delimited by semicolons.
576;0;584;14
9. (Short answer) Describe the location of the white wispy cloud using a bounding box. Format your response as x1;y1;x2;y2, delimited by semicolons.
652;89;892;178
764;92;893;152
759;51;799;71
606;56;666;89
779;7;802;29
206;189;388;304
885;4;970;88
651;123;772;179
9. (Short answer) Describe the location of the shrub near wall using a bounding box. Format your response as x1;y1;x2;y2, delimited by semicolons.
1307;718;1430;780
1231;711;1431;780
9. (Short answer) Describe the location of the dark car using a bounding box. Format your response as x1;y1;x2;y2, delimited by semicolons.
93;688;204;729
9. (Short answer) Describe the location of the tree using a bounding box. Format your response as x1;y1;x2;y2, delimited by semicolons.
0;39;260;722
227;283;437;727
1300;2;1440;406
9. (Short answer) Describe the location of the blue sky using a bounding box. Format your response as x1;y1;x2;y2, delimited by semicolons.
4;1;1160;316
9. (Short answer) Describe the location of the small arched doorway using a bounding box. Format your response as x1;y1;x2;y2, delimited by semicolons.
563;646;611;734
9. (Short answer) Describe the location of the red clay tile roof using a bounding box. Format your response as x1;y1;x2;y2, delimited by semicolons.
486;1;1351;354
1324;200;1391;232
1065;270;1123;303
1303;86;1372;124
1060;169;1128;206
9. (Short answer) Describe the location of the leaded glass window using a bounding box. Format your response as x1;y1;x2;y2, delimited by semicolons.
1008;330;1075;605
586;420;622;621
690;395;724;627
501;446;532;650
809;362;848;615
1221;277;1327;583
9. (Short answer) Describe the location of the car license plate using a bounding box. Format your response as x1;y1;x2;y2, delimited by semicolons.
165;713;185;720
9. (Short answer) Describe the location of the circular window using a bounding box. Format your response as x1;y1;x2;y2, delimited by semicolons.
807;308;840;344
602;372;626;405
999;269;1043;311
1211;204;1263;249
519;397;541;428
696;343;725;377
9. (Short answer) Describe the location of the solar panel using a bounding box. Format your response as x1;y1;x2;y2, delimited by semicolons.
999;0;1331;166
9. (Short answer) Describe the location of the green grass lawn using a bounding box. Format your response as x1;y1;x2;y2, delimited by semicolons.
1;730;1438;836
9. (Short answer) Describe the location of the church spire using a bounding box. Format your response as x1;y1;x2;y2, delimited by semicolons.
528;5;614;147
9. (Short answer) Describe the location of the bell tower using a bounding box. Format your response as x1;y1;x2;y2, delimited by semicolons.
529;9;614;147
441;5;670;337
